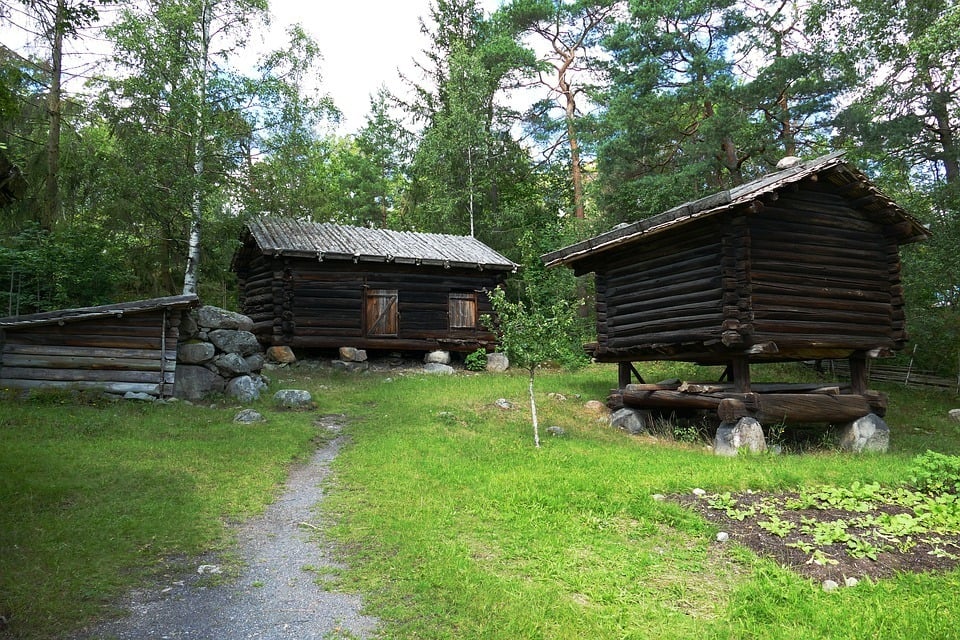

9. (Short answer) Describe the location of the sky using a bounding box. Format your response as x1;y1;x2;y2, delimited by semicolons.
265;0;441;132
0;0;502;134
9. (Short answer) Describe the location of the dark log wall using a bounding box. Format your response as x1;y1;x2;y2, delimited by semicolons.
748;190;900;355
588;220;726;357
0;310;180;396
237;256;503;351
581;187;906;364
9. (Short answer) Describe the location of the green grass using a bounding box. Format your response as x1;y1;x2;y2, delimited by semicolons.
2;363;960;638
0;390;322;638
314;363;960;639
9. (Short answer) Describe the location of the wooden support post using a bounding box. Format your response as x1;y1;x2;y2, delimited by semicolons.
849;352;869;395
730;356;751;393
618;361;644;388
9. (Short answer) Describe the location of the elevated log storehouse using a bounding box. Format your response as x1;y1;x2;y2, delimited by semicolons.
542;152;930;426
233;219;517;352
0;295;198;398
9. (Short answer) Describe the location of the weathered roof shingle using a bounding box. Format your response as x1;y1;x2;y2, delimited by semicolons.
543;151;929;268
241;218;517;272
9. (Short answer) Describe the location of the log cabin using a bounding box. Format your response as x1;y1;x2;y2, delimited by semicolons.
232;218;518;353
0;294;198;398
542;152;930;426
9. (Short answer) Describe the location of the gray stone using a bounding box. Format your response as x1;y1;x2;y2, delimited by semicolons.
332;360;370;373
226;375;261;403
197;306;254;331
265;346;296;364
178;341;215;364
197;564;222;575
692;488;707;497
584;400;609;416
123;391;155;402
179;310;199;339
214;353;252;377
822;579;839;592
423;362;454;374
716;532;729;542
273;389;313;409
424;350;452;365
714;417;767;456
244;353;265;373
838;413;890;454
208;329;261;356
845;577;859;588
610;408;651;435
485;352;510;372
174;365;226;401
234;408;266;424
495;398;513;410
338;347;368;362
949;409;960;423
546;426;565;437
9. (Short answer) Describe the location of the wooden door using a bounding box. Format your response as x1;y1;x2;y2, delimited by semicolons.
365;289;398;337
449;292;478;329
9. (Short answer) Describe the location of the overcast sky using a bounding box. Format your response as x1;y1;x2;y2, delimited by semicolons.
268;0;438;132
0;0;502;134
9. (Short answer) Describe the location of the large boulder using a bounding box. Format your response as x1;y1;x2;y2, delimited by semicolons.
339;347;368;363
178;341;215;364
714;417;767;456
174;365;226;401
197;306;254;331
610;408;651;435
425;350;452;365
265;346;297;364
838;413;890;454
273;389;313;409
485;352;510;373
244;353;265;373
423;362;455;375
213;353;251;377
208;329;261;356
226;375;261;403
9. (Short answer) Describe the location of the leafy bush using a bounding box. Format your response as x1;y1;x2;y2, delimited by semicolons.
909;450;960;495
463;348;487;372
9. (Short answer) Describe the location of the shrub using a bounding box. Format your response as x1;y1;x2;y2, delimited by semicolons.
909;450;960;495
464;349;487;372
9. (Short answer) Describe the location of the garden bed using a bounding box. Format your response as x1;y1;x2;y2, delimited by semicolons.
678;484;960;584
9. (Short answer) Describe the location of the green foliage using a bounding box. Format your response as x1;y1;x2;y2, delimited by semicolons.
909;450;960;495
484;286;587;374
0;223;125;313
463;348;488;371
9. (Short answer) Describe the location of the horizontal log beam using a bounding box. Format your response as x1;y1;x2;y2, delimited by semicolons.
0;379;161;395
2;353;172;372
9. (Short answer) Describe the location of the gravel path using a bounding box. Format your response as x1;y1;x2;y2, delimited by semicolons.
76;417;378;640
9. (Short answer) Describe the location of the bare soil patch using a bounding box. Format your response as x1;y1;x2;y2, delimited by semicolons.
677;491;960;583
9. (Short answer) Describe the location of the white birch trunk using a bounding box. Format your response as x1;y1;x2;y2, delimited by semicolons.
529;368;540;448
183;0;211;296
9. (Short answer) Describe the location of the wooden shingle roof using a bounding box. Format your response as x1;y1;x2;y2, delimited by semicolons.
543;151;930;268
0;295;199;328
238;218;518;272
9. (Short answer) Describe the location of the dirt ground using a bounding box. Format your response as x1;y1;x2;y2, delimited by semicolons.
677;491;960;584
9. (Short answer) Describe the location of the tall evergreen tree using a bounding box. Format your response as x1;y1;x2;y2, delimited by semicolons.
499;0;623;219
404;0;537;250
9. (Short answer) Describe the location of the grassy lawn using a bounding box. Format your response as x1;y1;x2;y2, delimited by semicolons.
2;361;960;638
0;390;323;638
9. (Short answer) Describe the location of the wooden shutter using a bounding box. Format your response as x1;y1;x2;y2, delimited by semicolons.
449;292;478;329
365;289;399;336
